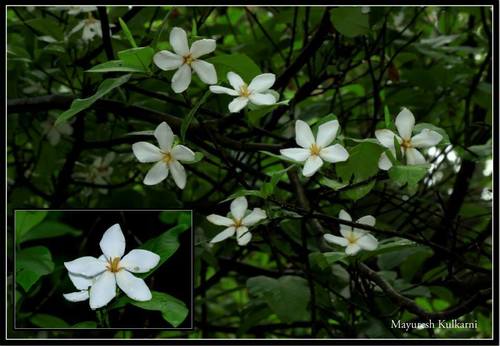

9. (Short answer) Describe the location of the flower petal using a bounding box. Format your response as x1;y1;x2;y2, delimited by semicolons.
295;120;315;149
190;39;216;58
116;270;152;301
191;60;217;84
345;244;361;256
144;161;169;185
395;108;415;140
375;129;398;148
236;227;252;246
68;272;93;290
279;148;310;162
227;71;245;90
357;233;378;251
89;271;116;310
323;234;349;247
230;197;248;220
339;209;352;233
242;208;267;226
120;249;160;273
248;73;275;92
228;96;249;113
63;290;89;302
411;129;443;148
209;85;239;96
132;142;162;163
406;148;426;165
154;121;174;151
99;223;126;260
378;152;393;170
302;155;323;177
356;215;376;227
316;120;339;148
207;214;234;226
171;145;195;162
319;144;349;163
153;50;183;71
210;226;236;243
168;160;187;189
248;92;276;106
169;27;189;56
171;64;192;93
64;256;106;277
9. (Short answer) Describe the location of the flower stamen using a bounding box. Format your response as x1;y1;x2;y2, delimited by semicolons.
309;143;321;156
183;54;194;65
107;257;121;273
162;152;172;163
239;84;251;97
401;138;412;149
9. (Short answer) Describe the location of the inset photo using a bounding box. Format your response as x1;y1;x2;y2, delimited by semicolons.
14;209;193;329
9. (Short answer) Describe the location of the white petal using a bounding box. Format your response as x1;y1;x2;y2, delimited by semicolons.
230;196;248;220
236;227;252;246
339;209;352;233
89;271;116;310
319;144;349;163
228;96;249;113
171;145;195;162
279;148;310;162
248;73;276;93
355;215;376;227
144;161;168;185
375;129;398;148
316;120;339;148
99;223;126;260
209;85;239;96
340;229;354;239
242;208;266;226
323;234;349;247
191;60;217;84
302;155;323;177
406;148;426;165
168;160;187;189
116;270;152;302
248;92;276;106
154;121;174;151
227;71;245;90
132;142;163;163
68;272;92;290
295;120;315;149
210;226;236;243
120;249;160;273
357;233;378;251
153;50;183;71
171;64;192;93
345;244;361;256
169;27;189;56
206;214;234;226
190;39;216;58
411;129;443;148
63;291;89;302
395;108;415;140
64;256;106;277
378;152;393;170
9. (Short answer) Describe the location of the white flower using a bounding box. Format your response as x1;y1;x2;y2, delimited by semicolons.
70;15;102;41
153;27;217;93
280;120;349;177
63;272;100;303
132;122;196;189
73;153;116;195
209;72;277;113
207;196;266;246
323;210;378;256
375;108;443;170
64;224;160;310
41;118;73;146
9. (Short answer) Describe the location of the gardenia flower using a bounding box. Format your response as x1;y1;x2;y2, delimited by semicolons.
153;27;217;93
209;72;277;113
207;196;266;246
64;224;160;310
70;15;102;41
280;120;349;177
323;210;378;256
375;108;443;170
63;271;100;303
73;153;116;195
41;118;73;146
132;122;196;189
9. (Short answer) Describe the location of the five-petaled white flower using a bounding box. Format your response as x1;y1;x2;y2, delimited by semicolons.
64;224;160;310
70;14;102;42
280;120;349;177
209;72;277;113
323;210;378;256
207;196;266;246
132;122;196;189
41;117;74;146
375;108;443;170
153;27;217;93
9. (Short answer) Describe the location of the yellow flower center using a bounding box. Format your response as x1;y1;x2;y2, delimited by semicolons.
239;84;251;97
107;257;121;273
233;218;243;228
345;232;358;245
309;143;321;156
85;13;96;24
183;54;194;65
162;152;173;163
401;138;412;150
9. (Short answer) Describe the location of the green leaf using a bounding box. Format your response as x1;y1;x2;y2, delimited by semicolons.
413;123;450;144
221;189;264;203
117;47;154;72
388;164;429;189
207;54;261;82
21;220;82;243
30;313;69;328
119;17;137;48
15;210;47;244
247;275;310;323
331;7;370;37
260;166;292;198
181;90;210;141
86;60;145;73
56;74;131;124
16;246;54;292
319;177;348;190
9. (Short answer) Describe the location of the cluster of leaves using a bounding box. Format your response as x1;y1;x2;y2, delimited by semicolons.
7;5;492;339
